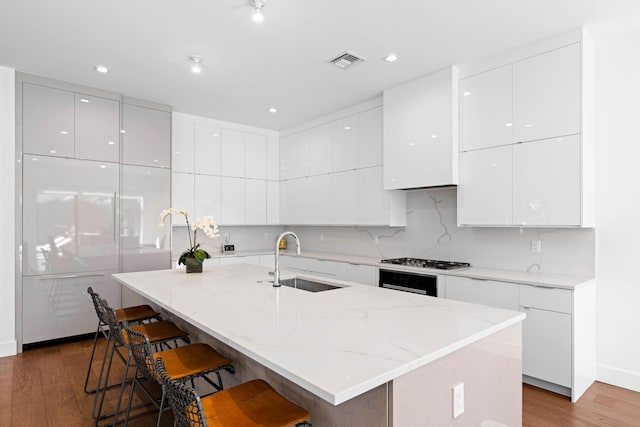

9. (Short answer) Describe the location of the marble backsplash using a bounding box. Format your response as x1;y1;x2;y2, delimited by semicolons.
289;189;595;277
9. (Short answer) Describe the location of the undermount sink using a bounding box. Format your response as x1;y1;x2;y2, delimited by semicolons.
279;277;344;293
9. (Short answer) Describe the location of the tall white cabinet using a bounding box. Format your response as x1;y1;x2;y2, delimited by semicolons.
458;36;593;228
171;112;279;226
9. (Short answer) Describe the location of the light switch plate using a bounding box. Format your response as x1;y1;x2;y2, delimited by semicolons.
452;382;464;418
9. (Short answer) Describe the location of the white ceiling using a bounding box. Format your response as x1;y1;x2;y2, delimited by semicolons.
0;0;633;130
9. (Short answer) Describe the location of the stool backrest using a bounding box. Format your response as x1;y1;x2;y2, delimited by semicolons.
101;298;126;346
155;357;208;427
87;286;108;325
124;325;157;381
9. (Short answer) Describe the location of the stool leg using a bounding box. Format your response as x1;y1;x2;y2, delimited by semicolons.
122;365;138;427
92;332;115;420
112;352;134;427
83;322;104;394
156;386;166;427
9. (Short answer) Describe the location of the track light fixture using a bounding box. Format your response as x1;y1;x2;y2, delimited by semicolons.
250;0;266;23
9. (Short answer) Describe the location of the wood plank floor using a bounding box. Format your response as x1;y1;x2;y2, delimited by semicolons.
1;337;639;426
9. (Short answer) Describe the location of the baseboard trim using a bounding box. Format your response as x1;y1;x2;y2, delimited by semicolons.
0;339;17;358
597;364;640;392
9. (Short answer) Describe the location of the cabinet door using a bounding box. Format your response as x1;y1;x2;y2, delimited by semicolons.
266;180;280;225
194;124;221;175
121;165;171;272
22;156;119;275
343;263;378;286
75;94;120;162
266;136;279;180
520;306;572;387
332;114;359;172
245;179;267;224
356;166;389;225
122;104;171;168
172;113;195;173
195;174;221;222
332;170;357;224
22;272;120;344
458;146;512;225
281;178;307;224
220;129;245;177
171;172;195;225
306;259;337;277
445;276;519;310
513;135;581;226
383;68;456;189
358;107;383;168
245;133;267;179
279;132;308;180
513;43;581;143
307;123;333;175
220;177;244;224
459;65;513;151
306;174;332;224
219;255;261;266
23;83;75;157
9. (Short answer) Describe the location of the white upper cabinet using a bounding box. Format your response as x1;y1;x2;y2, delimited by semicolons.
356;166;405;226
194;124;221;175
23;83;75;158
195;173;221;222
122;104;171;168
74;94;120;162
266;136;279;180
245;133;267;179
245;178;267;224
220;129;245;177
383;67;458;189
306;174;332;224
513;43;581;143
458;145;512;226
220;177;245;224
171;172;195;225
307;123;333;175
266;180;279;224
513;135;581;226
172;113;195;173
357;107;383;168
279;132;308;180
459;65;513;151
332;170;357;224
332;114;358;172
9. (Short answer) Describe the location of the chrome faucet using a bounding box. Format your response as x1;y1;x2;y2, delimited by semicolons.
273;231;301;287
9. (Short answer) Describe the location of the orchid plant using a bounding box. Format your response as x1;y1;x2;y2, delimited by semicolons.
160;208;220;266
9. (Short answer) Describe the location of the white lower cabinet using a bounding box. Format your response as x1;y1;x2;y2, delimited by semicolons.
337;263;378;286
279;256;378;287
443;275;594;402
22;271;120;344
444;276;518;310
219;255;261;266
519;306;572;388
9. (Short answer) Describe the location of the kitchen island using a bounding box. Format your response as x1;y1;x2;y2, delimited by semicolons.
113;263;525;426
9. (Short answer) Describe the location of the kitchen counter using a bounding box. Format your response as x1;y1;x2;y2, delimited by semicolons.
113;263;524;425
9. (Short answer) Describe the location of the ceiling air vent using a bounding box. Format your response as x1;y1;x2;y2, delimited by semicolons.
329;51;366;70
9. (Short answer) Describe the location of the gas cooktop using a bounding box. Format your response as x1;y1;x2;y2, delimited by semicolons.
380;258;470;270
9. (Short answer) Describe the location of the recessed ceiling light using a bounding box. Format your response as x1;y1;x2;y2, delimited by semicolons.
94;65;109;74
120;129;126;134
212;133;219;137
463;92;472;96
107;140;115;145
49;150;56;154
268;107;277;114
250;0;266;22
80;98;89;103
190;56;203;74
100;164;107;169
505;123;513;127
524;124;533;128
431;134;438;139
383;54;398;62
175;151;180;155
344;126;351;130
154;159;158;163
60;130;69;135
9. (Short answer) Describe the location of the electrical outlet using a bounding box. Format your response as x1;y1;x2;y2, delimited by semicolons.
530;240;541;253
452;382;464;418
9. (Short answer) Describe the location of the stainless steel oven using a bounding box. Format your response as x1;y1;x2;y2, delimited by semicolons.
379;269;438;297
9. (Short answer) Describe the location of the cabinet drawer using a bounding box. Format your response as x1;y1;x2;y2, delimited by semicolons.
519;285;572;314
446;276;519;311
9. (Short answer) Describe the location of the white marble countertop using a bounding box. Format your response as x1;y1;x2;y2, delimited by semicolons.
113;264;524;405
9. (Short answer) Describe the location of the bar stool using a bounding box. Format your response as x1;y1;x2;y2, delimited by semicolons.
156;357;312;427
85;286;161;395
95;298;191;426
122;325;235;426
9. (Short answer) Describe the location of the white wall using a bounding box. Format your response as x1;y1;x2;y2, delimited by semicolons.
590;9;640;392
0;66;16;357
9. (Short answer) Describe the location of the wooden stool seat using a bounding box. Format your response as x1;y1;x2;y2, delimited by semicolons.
115;304;160;323
154;343;233;381
200;379;310;427
123;320;188;344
